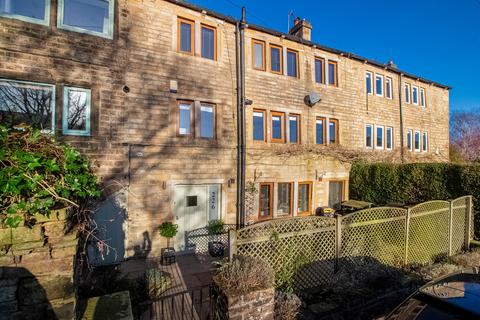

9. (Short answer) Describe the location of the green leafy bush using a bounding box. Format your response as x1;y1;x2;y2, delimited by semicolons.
159;222;178;238
207;219;225;235
0;126;100;228
350;161;480;239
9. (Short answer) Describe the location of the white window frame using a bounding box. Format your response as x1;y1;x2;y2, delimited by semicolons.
385;77;392;99
365;124;373;148
57;0;115;39
407;129;413;151
375;125;384;150
405;83;411;104
365;72;373;95
414;130;421;152
386;127;393;151
422;131;428;152
0;0;51;25
420;88;426;107
62;86;91;136
412;86;419;105
375;74;384;97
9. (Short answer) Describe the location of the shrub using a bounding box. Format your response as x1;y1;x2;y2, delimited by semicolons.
207;219;225;235
274;291;301;320
213;255;274;296
159;222;178;238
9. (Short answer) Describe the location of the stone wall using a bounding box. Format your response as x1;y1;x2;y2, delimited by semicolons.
223;288;275;320
0;210;77;320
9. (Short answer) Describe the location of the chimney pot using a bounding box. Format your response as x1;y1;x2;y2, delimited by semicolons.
289;17;312;41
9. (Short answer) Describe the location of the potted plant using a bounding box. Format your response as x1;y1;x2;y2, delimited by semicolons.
207;219;226;257
159;222;178;265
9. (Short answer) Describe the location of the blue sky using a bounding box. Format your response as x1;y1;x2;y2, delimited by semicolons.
187;0;480;113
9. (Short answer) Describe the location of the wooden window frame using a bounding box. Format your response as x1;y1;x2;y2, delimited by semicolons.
270;111;285;143
365;124;374;148
316;116;327;145
375;125;385;150
297;181;312;216
328;179;347;208
385;77;393;99
269;44;283;75
177;17;195;55
286;49;299;78
386;126;393;151
252;39;266;71
277;182;294;217
177;100;194;137
288;114;301;144
258;182;273;220
315;57;325;84
329;118;339;145
198;102;216;140
328;61;338;87
375;74;384;97
422;131;428;152
253;109;267;142
200;24;217;60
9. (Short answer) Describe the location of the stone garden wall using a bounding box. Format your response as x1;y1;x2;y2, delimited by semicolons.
0;209;77;320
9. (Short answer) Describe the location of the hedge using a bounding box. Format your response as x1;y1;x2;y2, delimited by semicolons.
349;162;480;239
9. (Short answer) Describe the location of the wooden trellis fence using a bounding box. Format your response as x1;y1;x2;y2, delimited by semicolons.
229;196;474;290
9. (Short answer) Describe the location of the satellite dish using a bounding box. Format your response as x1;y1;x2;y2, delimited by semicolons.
305;92;321;107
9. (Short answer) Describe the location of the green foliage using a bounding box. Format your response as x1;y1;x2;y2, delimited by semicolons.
350;161;480;239
207;219;225;235
0;126;100;228
159;222;178;238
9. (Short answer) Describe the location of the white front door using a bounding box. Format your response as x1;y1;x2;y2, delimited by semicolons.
173;184;221;251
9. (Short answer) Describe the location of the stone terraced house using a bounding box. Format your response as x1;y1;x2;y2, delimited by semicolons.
0;0;450;262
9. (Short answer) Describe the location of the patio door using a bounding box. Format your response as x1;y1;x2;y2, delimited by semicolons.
173;184;221;251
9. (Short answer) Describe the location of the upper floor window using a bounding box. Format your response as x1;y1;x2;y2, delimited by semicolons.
58;0;115;39
328;61;338;86
0;0;50;25
201;25;216;60
316;117;326;145
315;58;325;84
253;109;266;141
385;77;392;99
286;49;299;78
177;101;193;136
412;86;419;105
376;125;384;149
63;86;91;136
420;88;426;107
422;131;428;152
0;79;55;133
405;83;411;103
271;111;285;143
178;18;194;54
407;129;413;151
365;124;373;148
365;72;373;95
289;114;300;144
414;130;421;152
270;45;283;74
386;127;393;150
329;118;339;144
199;103;215;139
375;74;383;96
252;39;265;70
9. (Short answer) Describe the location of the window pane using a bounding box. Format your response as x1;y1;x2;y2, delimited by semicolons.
420;89;425;106
0;0;46;20
287;51;297;77
405;85;410;102
386;79;391;98
376;75;383;95
180;22;192;53
62;0;111;34
376;127;383;147
423;133;428;151
386;128;392;149
277;183;292;215
315;59;324;84
366;125;372;147
259;184;271;218
253;111;264;141
66;89;89;132
328;181;343;209
328;62;336;85
329;121;336;144
272;115;282;140
253;42;263;69
413;87;418;104
297;183;310;213
415;132;420;150
200;104;214;138
289;116;298;143
0;80;54;132
270;47;281;72
316;119;324;144
407;131;412;150
366;73;372;94
201;26;215;60
178;103;191;135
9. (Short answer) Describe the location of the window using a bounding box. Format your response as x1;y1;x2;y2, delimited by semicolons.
376;125;384;149
177;101;193;136
405;83;411;103
316;117;326;145
271;111;285;143
178;18;194;54
328;180;345;210
58;0;114;38
0;0;50;25
365;72;373;95
386;127;393;150
420;88;426;107
412;86;419;105
315;58;325;84
277;182;293;216
259;183;273;220
365;124;373;148
329;118;339;145
328;61;338;86
414;130;420;152
286;49;299;78
407;129;413;151
375;74;384;96
253;109;266;141
199;103;215;139
0;79;55;133
422;131;428;152
297;182;312;215
252;39;265;70
270;45;283;74
385;77;392;99
201;25;216;60
289;114;300;144
63;86;91;136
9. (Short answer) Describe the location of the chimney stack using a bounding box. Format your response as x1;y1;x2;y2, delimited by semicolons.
289;17;312;41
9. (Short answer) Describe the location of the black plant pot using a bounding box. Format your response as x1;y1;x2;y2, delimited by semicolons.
161;247;176;265
208;241;225;257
